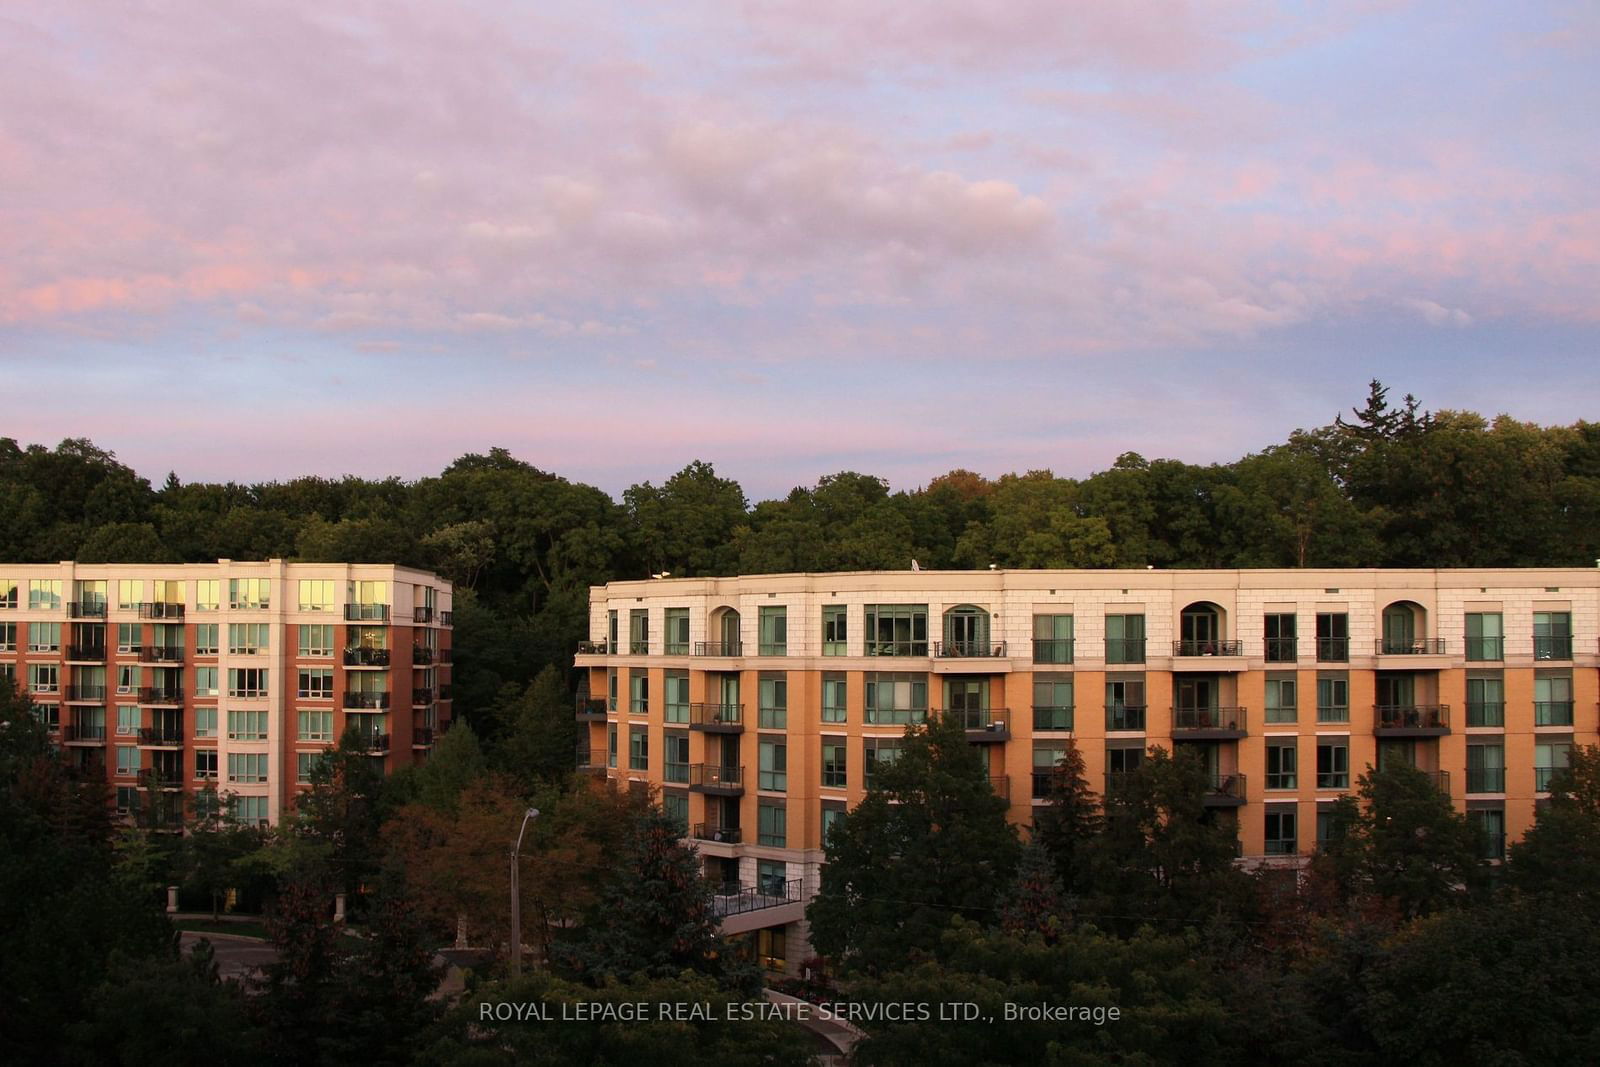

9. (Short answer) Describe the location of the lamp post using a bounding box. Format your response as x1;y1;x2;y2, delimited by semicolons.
510;807;539;977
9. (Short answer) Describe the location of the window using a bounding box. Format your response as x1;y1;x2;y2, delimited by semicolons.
1106;745;1143;780
864;604;928;656
606;669;618;713
1033;743;1069;798
1535;741;1571;792
229;578;269;610
297;750;330;783
229;623;269;655
229;669;269;699
1316;741;1349;789
116;705;139;736
822;606;847;656
606;724;617;769
1265;808;1297;855
759;674;787;729
1316;613;1349;662
187;666;216;698
1032;614;1074;664
664;608;689;655
629;609;649;655
30;580;63;611
1316;806;1348;847
1264;674;1297;723
228;710;268;741
1316;674;1349;723
194;707;216;739
117;665;140;695
1104;614;1145;664
231;796;269;827
1466;674;1504;727
111;580;139;611
756;927;787;972
1033;678;1074;731
298;625;334;660
757;799;787;847
346;581;387;617
29;663;58;694
115;786;140;815
608;610;618;650
629;726;648;771
194;624;219;656
1535;671;1574;726
1464;613;1503;661
759;739;787;791
115;622;141;654
0;579;14;608
1105;677;1146;732
1533;612;1573;660
298;580;335;612
759;606;787;656
664;671;689;724
0;621;13;652
299;710;334;741
821;740;847;789
821;673;847;723
1264;613;1297;663
27;622;61;653
662;790;688;830
758;859;788;897
1468;808;1506;860
1266;742;1297;790
664;733;689;784
195;580;219;612
228;753;268;784
116;745;140;776
75;580;107;613
629;672;648;715
1467;743;1505;793
298;669;334;699
863;738;901;789
34;703;59;732
864;672;927;724
195;749;217;780
821;801;846;841
73;706;106;739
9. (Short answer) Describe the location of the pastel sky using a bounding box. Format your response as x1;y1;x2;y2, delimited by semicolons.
3;1;1597;497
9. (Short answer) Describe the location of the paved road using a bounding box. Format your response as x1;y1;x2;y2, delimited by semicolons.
180;932;278;982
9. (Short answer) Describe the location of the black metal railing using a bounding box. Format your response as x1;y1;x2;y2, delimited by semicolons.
62;723;106;742
344;604;390;622
1172;640;1244;657
689;702;744;728
65;644;107;661
1421;769;1451;794
934;640;1006;658
343;691;391;709
1031;638;1075;664
1316;637;1350;662
1374;704;1449;731
139;603;185;619
412;647;434;665
865;640;928;657
413;727;435;746
1172;706;1247;733
355;733;390;753
1464;637;1504;661
990;774;1010;801
1032;705;1074;731
139;646;184;663
1205;773;1247;802
1466;701;1504;727
575;745;603;770
712;878;801;917
440;610;453;625
1376;638;1446;655
137;727;184;746
1106;704;1146;732
1534;701;1574;726
688;764;744;790
1104;638;1146;663
413;607;433;624
576;639;609;655
1534;635;1573;660
343;647;391;667
1466;767;1504;793
951;707;1010;731
68;601;107;619
412;688;435;706
692;641;744;657
138;687;184;705
576;698;608;720
692;823;742;844
65;684;106;702
1264;638;1298;663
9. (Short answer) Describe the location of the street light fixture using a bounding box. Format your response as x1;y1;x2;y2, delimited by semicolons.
510;807;539;977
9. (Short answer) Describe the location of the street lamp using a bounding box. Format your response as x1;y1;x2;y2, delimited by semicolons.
510;807;539;977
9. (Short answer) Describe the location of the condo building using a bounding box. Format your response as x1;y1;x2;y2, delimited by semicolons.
1;561;453;827
574;568;1600;975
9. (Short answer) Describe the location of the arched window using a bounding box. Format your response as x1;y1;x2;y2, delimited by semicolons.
942;605;992;657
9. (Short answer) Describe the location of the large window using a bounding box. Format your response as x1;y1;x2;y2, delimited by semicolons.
1264;613;1297;663
229;578;270;610
231;796;269;827
298;580;335;612
195;749;217;779
1032;614;1074;665
822;606;847;656
607;724;617;769
30;580;63;611
116;579;142;611
116;622;142;653
1468;808;1506;860
299;710;334;742
1104;614;1145;664
116;745;140;776
629;609;649;655
298;669;334;699
821;673;847;723
863;738;902;789
1265;808;1297;855
193;667;218;698
629;727;648;771
229;669;269;699
759;674;787;729
1467;743;1505;793
1265;674;1298;723
629;672;648;716
299;624;334;658
1535;671;1574;726
1535;741;1571;792
193;624;219;656
1266;742;1297;790
1033;742;1069;798
229;623;269;656
0;621;13;652
864;604;928;657
1533;612;1573;660
1033;677;1073;731
664;608;689;655
297;751;330;783
228;710;268;740
1316;613;1349;662
1316;674;1349;723
1316;740;1349;789
228;753;268;784
0;579;15;609
758;800;787;847
194;707;217;738
1105;677;1145;732
1464;612;1503;661
29;663;58;694
664;733;689;784
759;606;787;656
821;740;847;789
664;671;689;724
28;622;61;653
759;739;787;791
662;790;688;830
864;672;927;724
195;580;219;612
1466;673;1504;727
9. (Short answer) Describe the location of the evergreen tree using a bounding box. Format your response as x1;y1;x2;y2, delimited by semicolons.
1031;738;1100;898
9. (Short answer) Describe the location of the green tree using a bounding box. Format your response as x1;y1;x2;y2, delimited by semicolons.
1507;743;1600;904
1344;763;1484;918
492;664;580;788
1030;739;1100;898
292;730;390;897
625;460;748;576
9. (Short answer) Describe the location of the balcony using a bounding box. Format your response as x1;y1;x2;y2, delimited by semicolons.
712;878;801;918
1464;637;1504;662
411;687;435;706
440;611;453;626
688;763;744;795
413;727;435;748
65;644;107;663
1032;705;1074;732
354;733;390;755
413;607;433;624
1203;773;1247;807
344;604;390;622
412;647;434;665
137;727;185;748
575;744;606;773
1264;638;1298;664
576;640;609;655
1171;705;1247;739
575;698;608;722
1106;704;1146;732
139;646;185;664
343;647;391;667
139;603;185;620
343;691;391;710
61;723;106;745
64;684;106;703
689;703;744;733
1534;635;1573;661
1375;638;1446;656
438;684;452;701
1466;767;1504;794
1373;704;1450;736
692;641;744;657
67;601;107;619
1316;637;1350;662
692;823;743;844
934;640;1007;658
1031;638;1075;665
1418;769;1451;794
990;774;1010;802
950;707;1011;742
138;687;184;706
1534;701;1574;727
1171;639;1244;657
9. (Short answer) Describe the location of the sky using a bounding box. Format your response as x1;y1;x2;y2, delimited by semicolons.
2;1;1597;499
